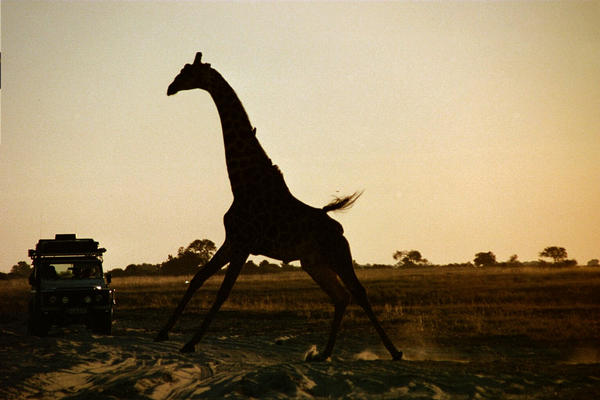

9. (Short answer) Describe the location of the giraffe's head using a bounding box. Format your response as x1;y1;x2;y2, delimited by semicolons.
167;52;213;96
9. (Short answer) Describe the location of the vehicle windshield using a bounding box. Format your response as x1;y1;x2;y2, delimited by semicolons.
41;262;102;280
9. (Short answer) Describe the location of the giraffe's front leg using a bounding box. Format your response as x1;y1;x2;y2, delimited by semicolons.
179;253;247;353
154;243;231;342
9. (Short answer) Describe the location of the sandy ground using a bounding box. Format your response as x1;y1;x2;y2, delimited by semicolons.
1;310;599;399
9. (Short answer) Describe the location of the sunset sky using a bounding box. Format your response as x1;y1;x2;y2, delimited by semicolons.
1;1;599;272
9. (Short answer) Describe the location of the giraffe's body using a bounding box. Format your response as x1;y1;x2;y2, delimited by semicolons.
156;53;402;361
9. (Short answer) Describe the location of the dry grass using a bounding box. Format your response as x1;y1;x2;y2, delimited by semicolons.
2;266;599;342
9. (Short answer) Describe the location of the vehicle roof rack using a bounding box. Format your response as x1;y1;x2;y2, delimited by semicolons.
29;234;106;258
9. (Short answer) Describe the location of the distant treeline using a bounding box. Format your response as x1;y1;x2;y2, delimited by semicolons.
3;240;598;280
108;239;303;277
108;243;597;277
103;259;599;278
110;258;300;278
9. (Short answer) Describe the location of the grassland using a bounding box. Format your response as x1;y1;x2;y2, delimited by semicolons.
2;266;600;399
4;266;599;343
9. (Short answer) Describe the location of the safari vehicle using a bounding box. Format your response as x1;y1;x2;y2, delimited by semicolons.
28;234;114;336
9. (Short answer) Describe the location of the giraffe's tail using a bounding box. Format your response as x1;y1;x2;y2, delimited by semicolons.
322;191;363;213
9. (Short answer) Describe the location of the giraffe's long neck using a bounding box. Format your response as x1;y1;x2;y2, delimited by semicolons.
207;70;286;198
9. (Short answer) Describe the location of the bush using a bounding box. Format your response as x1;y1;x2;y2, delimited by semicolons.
474;252;496;267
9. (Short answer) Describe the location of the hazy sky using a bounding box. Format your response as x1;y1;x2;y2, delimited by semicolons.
1;1;599;272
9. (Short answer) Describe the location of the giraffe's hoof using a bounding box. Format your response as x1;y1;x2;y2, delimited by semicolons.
392;351;403;361
180;343;196;353
154;331;169;342
305;350;329;362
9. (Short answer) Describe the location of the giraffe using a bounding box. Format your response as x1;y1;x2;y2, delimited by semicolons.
155;52;402;361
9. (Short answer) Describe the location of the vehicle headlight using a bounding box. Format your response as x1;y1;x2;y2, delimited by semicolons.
49;296;57;304
84;296;92;304
62;296;69;304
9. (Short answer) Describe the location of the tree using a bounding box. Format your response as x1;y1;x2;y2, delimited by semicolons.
504;254;521;267
184;239;217;264
586;259;599;267
474;252;496;267
539;246;567;263
124;263;159;276
108;268;126;277
258;259;281;273
280;261;298;272
10;261;31;277
393;250;429;267
241;260;259;274
161;239;216;275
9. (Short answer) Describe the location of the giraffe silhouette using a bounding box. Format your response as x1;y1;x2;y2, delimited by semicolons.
155;52;402;361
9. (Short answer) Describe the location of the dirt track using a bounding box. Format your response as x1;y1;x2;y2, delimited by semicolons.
1;309;599;399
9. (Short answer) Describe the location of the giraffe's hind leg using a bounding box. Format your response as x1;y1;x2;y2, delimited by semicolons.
333;237;403;360
155;242;231;342
302;261;351;362
338;267;402;360
180;251;248;353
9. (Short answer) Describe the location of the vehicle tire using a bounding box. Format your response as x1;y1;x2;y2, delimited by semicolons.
92;312;112;335
28;314;50;336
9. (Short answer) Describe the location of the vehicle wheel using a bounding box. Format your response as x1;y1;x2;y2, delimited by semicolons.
92;312;112;335
28;315;50;336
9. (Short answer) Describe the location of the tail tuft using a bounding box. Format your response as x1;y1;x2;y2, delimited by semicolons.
322;191;363;213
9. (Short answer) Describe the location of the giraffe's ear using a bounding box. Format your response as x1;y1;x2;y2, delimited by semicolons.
193;52;203;65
